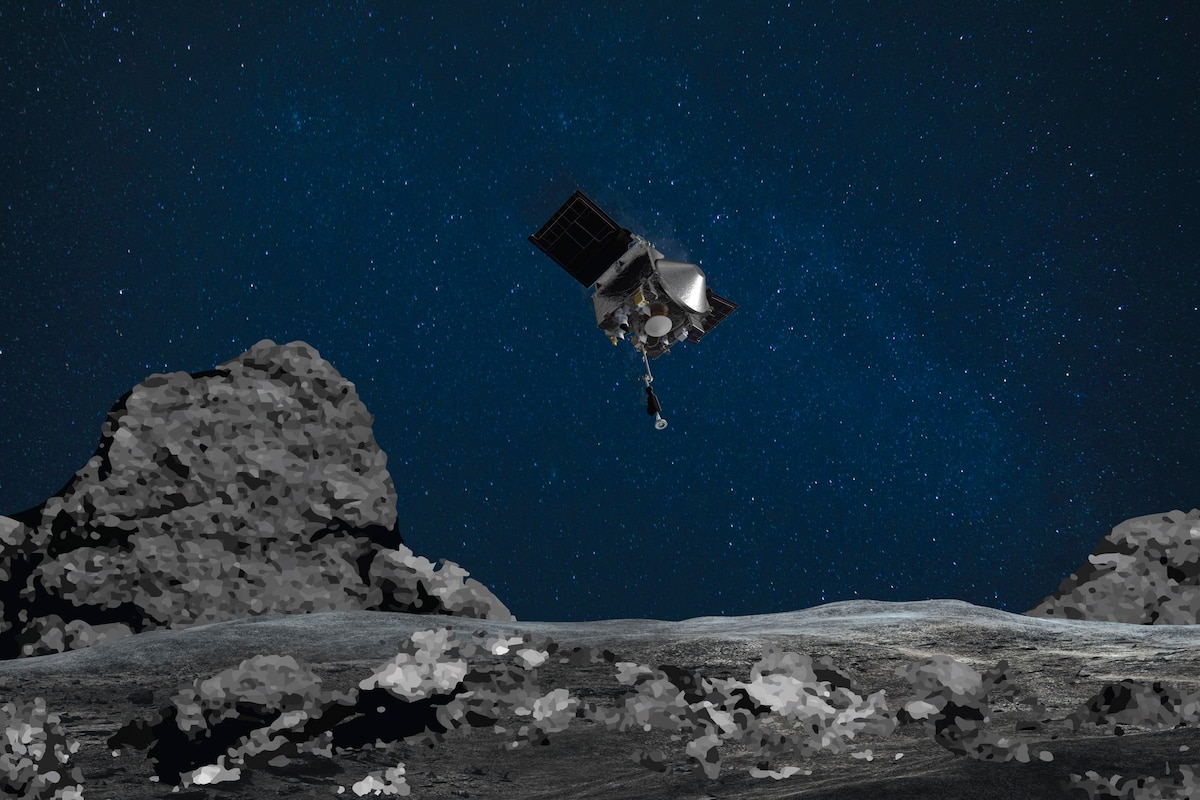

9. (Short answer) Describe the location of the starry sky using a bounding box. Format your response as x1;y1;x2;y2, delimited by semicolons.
2;2;1197;623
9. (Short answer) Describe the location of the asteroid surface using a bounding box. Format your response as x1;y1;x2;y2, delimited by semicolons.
2;601;1199;799
0;339;511;661
1026;508;1200;624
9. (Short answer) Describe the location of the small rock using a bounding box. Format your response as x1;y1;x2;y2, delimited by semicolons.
127;688;155;705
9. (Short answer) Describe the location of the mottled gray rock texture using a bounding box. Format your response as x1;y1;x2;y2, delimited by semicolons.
0;340;511;661
1026;508;1200;624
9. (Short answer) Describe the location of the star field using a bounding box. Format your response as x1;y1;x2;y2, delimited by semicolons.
1;2;1196;622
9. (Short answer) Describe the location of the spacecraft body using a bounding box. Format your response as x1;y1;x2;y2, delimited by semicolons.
529;191;737;361
591;239;713;358
529;190;737;428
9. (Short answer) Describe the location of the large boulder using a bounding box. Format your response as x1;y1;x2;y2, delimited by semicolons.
1026;509;1200;624
0;339;511;660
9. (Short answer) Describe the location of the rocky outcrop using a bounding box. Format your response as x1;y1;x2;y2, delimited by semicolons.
0;339;511;660
1026;509;1200;624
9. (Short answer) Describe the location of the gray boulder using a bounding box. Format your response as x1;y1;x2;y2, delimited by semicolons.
0;339;511;660
1026;508;1200;624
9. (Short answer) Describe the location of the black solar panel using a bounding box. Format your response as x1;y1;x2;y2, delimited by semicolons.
686;290;738;343
529;191;633;286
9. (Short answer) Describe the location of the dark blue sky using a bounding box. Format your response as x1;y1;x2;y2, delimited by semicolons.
2;2;1197;622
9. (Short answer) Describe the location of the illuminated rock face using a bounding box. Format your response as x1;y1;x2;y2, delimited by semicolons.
1026;509;1200;624
0;339;511;660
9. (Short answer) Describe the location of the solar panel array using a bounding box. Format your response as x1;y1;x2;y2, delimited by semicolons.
686;290;739;343
528;191;633;287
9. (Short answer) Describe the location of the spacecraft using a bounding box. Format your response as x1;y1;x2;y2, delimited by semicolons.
529;190;737;430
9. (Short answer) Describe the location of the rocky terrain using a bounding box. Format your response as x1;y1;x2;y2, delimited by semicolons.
2;341;1197;799
2;602;1200;799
